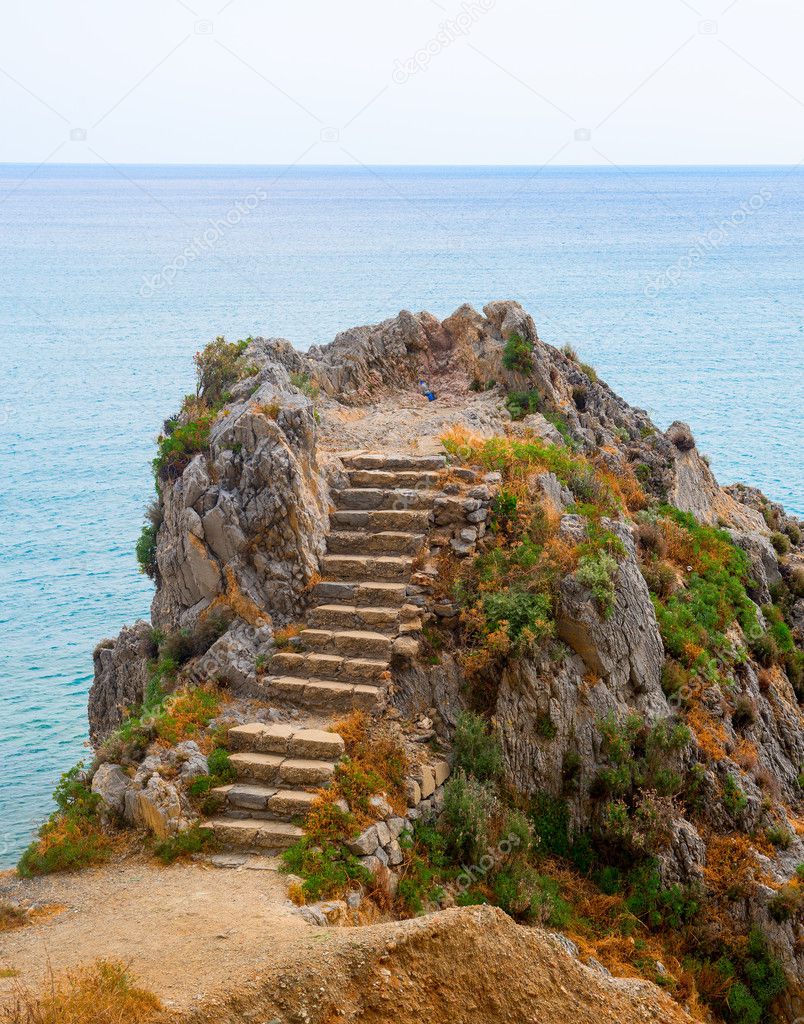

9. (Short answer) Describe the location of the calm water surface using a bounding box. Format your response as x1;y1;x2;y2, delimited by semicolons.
0;164;802;863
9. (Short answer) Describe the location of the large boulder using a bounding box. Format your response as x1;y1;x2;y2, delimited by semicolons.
124;774;186;839
91;763;131;817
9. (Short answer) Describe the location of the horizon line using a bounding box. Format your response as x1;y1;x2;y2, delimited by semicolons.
1;161;803;169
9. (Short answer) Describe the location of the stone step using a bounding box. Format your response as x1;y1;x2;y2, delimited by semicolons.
307;604;401;634
340;453;447;472
326;530;425;556
330;509;431;532
270;651;390;683
270;676;383;711
204;817;304;851
212;783;320;820
323;554;413;581
334;488;440;512
312;581;409;608
229;751;336;788
348;469;442;489
300;628;392;659
227;723;345;760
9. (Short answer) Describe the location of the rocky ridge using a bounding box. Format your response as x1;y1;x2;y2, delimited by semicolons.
86;301;803;1022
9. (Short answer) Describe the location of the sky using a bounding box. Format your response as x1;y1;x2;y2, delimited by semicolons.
1;0;803;165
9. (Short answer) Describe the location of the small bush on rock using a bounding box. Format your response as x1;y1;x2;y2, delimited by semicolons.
153;825;214;865
452;711;504;782
17;764;112;877
502;333;534;375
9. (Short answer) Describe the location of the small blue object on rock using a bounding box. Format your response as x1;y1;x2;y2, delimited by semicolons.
419;379;436;402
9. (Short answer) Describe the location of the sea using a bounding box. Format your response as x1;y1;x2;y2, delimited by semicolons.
0;164;802;865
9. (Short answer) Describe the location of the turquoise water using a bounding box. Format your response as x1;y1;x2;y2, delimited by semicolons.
0;165;802;866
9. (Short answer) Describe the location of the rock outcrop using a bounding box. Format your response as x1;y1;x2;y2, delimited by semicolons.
87;300;803;1020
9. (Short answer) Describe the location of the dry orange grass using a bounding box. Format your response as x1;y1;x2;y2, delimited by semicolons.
330;711;410;815
733;738;758;771
440;424;484;455
0;901;27;933
273;622;304;648
703;833;771;901
0;961;163;1024
686;706;728;761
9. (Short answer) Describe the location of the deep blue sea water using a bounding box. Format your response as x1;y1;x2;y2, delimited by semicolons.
0;164;802;866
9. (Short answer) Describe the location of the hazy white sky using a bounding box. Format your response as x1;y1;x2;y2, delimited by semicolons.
2;0;803;165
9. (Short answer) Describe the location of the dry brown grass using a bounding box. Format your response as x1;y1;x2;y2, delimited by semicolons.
273;622;304;649
703;833;771;901
0;901;27;933
686;706;728;761
0;961;163;1024
330;711;410;815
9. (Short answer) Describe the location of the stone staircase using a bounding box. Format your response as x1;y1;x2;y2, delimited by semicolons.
204;452;446;851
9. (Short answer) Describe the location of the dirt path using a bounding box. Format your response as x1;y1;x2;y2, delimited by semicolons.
1;861;694;1024
316;381;506;456
0;858;308;1014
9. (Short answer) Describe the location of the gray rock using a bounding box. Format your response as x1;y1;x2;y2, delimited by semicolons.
557;521;664;706
375;820;392;846
347;826;379;857
386;839;403;866
91;763;130;816
729;530;782;606
125;775;185;839
297;905;328;927
359;854;384;875
88;621;153;743
368;794;394;819
387;816;408;838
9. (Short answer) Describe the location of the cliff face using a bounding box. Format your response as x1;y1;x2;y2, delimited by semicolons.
88;301;803;1019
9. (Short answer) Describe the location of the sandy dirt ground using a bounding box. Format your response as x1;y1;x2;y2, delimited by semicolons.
0;860;695;1024
0;857;308;1013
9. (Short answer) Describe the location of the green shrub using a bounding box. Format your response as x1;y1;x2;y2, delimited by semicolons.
661;659;689;699
452;711;504;782
153;825;214;864
489;488;518;532
722;773;748;818
540;410;574;446
153;413;214;481
505;389;540;420
769;531;791;555
194;336;250;407
765;825;793;850
290;371;320;400
624;865;699;930
651;507;758;673
492;865;570;925
710;929;787;1024
442;771;502;864
480;589;554;651
502;333;534;375
575;550;619;616
17;764;111;877
535;712;557;739
135;524;158;578
281;839;369;902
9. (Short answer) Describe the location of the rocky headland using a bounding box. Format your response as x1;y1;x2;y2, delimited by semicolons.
2;301;802;1024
